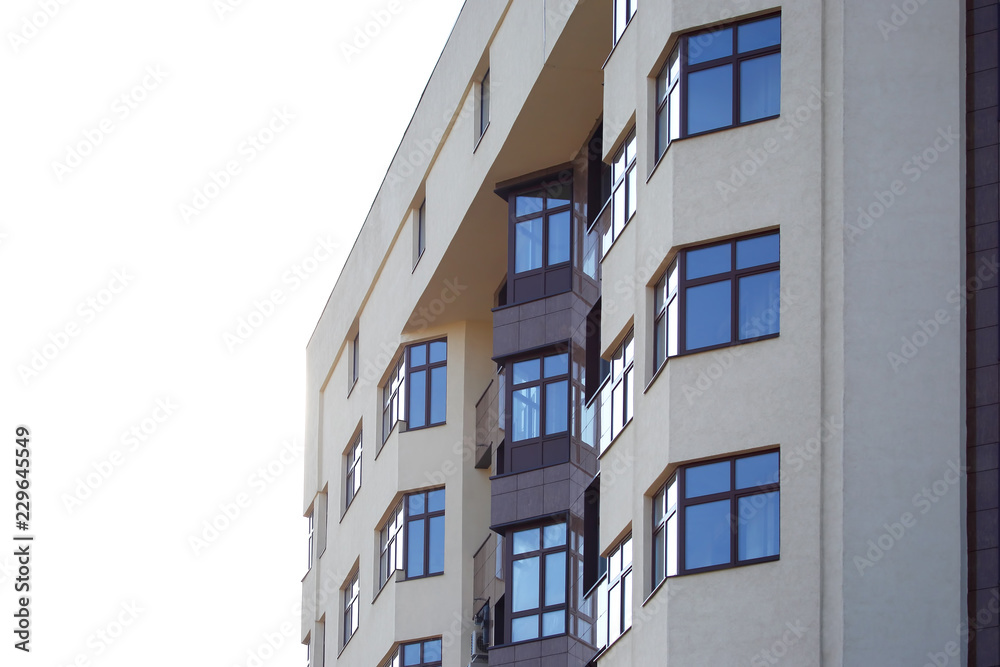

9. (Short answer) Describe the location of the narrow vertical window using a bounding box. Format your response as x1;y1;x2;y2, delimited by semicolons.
379;501;405;588
382;355;405;443
598;330;634;452
345;432;362;511
480;69;491;139
655;46;681;159
343;571;360;647
603;128;637;256
406;339;447;430
418;201;426;258
653;259;678;370
613;0;637;44
307;510;314;571
405;488;445;578
351;333;359;388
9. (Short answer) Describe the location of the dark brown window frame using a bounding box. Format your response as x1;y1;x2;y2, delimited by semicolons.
501;173;574;305
403;488;445;580
342;569;360;648
379;500;404;589
653;259;678;370
506;519;570;644
653;449;780;580
665;230;780;357
384;638;443;667
405;339;447;432
656;13;782;159
479;69;491;139
603;533;633;647
351;332;360;388
382;354;405;444
417;200;426;263
504;346;571;474
599;329;634;452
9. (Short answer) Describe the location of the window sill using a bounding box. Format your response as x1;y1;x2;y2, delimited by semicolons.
412;248;425;273
677;332;779;358
339;497;358;524
598;210;636;264
596;416;633;461
347;378;358;398
401;571;445;583
402;421;446;434
642;575;669;608
642;359;668;395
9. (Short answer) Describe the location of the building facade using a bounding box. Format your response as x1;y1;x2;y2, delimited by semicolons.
303;1;981;665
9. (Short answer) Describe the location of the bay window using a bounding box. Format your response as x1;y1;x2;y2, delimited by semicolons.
509;522;568;643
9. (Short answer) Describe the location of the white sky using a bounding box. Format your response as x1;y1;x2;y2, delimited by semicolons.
1;0;466;664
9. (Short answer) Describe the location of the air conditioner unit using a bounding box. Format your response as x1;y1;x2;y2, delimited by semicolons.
471;625;489;658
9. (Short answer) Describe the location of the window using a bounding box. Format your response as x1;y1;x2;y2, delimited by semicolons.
598;331;633;452
343;570;360;647
656;231;779;357
653;450;780;580
504;178;573;304
345;432;362;511
307;510;315;571
479;70;491;139
613;0;637;43
379;501;405;589
315;619;326;667
415;200;426;266
656;14;781;159
506;350;570;473
351;333;359;388
509;522;568;643
583;477;602;592
406;339;447;430
653;259;678;370
383;638;442;667
406;488;445;578
382;355;405;443
603;128;636;257
595;535;632;650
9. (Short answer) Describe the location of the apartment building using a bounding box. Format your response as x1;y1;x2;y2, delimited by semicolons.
303;1;981;665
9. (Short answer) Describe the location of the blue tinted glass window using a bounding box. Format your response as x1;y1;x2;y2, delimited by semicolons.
513;359;540;384
685;500;731;569
516;218;544;273
686;281;731;350
739;271;780;339
513;528;540;554
429;515;445;574
686;243;731;279
511;615;538;642
409;345;426;366
544;353;568;378
738;492;780;560
429;340;447;363
408;493;424;514
686;460;730;498
512;556;540;611
408;370;426;428
548;211;571;265
427;488;445;512
430;366;447;424
544;552;566;605
544;523;567;548
687;28;733;64
736;452;780;488
545;380;568;436
512;387;540;442
738;16;780;52
407;519;425;577
740;53;781;122
403;643;421;665
736;234;779;269
516;193;544;217
688;65;733;134
542;611;564;637
423;640;442;662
